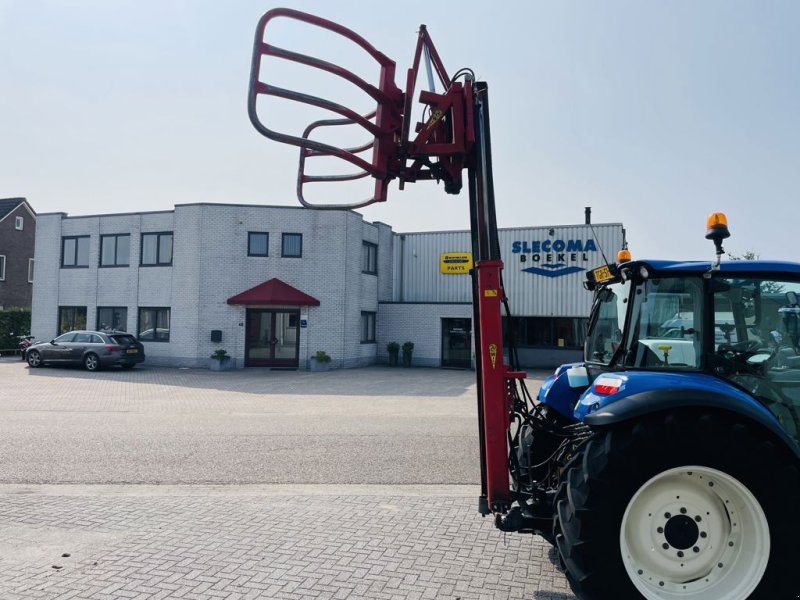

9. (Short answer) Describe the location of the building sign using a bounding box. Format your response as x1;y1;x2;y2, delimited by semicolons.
511;236;598;278
440;252;473;274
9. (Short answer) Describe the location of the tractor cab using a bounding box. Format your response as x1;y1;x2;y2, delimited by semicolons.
579;257;800;443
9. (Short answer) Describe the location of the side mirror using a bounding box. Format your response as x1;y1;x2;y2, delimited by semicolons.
50;339;56;344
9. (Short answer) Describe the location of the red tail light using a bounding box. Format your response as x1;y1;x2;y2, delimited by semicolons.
104;345;122;353
594;377;622;395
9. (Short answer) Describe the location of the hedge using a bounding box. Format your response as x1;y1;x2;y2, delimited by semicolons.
0;309;32;353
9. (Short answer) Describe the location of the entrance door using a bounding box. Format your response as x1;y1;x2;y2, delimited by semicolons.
245;309;300;367
441;318;472;369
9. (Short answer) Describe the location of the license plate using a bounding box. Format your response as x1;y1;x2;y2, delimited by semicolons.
127;348;138;354
592;265;614;283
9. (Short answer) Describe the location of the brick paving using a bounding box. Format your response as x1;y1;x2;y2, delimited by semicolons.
0;486;574;600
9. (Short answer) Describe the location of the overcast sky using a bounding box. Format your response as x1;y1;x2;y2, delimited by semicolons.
1;0;798;261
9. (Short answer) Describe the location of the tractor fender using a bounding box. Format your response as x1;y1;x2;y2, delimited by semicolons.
584;387;800;461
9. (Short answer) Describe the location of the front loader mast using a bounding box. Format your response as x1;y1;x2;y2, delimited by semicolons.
248;8;527;516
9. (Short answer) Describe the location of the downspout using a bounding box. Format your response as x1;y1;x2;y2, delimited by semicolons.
399;234;406;302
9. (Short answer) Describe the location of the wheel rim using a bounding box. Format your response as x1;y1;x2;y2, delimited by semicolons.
28;352;40;367
85;355;98;370
620;466;769;599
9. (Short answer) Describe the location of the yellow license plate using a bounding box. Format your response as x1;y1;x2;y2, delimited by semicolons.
592;265;613;283
127;349;138;354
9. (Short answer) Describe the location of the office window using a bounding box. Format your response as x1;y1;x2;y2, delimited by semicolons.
248;232;269;256
141;232;173;266
15;216;23;230
361;311;376;343
97;307;128;332
100;234;130;267
138;307;170;341
28;258;34;283
61;236;90;267
362;242;377;275
0;255;5;280
282;233;302;258
58;306;87;334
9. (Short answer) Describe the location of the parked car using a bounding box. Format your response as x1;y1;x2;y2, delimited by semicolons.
25;330;145;371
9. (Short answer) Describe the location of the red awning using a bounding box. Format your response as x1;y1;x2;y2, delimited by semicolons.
227;278;320;306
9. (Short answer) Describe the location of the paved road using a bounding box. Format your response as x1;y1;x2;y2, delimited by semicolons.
0;360;575;599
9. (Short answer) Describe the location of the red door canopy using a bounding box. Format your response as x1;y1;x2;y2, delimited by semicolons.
227;278;320;306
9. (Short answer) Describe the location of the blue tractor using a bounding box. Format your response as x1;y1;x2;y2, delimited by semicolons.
508;215;800;598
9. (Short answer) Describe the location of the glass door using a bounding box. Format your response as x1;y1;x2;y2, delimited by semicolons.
245;309;300;367
441;318;472;369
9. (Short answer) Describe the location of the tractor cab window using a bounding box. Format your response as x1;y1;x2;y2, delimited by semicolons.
713;278;800;443
585;281;629;365
624;277;704;369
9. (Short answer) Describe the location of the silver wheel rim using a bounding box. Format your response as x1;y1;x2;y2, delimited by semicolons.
28;352;40;367
620;466;769;599
86;355;98;370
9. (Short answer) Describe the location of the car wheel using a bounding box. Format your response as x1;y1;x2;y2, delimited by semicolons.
27;350;42;368
84;353;100;371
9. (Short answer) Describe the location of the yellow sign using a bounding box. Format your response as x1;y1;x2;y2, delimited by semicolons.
488;343;497;369
484;289;498;297
591;264;614;283
440;252;473;274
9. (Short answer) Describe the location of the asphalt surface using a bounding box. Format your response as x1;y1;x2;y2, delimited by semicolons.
0;360;575;600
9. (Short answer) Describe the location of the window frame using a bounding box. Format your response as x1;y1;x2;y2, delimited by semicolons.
281;233;303;258
99;233;131;267
247;232;269;257
137;307;171;342
28;258;34;283
361;311;376;344
0;255;5;281
58;306;87;334
61;235;90;268
140;232;173;267
362;241;378;275
96;306;128;332
14;216;23;230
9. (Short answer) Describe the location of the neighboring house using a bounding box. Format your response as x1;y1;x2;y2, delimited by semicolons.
31;202;623;369
0;197;36;309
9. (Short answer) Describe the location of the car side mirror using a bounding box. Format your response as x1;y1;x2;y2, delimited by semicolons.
50;339;56;344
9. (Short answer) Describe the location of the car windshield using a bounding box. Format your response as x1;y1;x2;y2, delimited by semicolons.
585;281;629;365
110;334;137;346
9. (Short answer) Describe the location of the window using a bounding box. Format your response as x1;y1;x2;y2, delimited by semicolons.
0;255;5;281
100;234;130;267
141;232;173;266
15;216;23;230
281;233;302;258
138;307;170;341
361;311;376;343
28;258;34;283
97;307;128;332
248;232;269;256
362;242;377;274
58;306;87;334
61;236;90;267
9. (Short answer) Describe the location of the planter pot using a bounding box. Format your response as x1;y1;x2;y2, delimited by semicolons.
388;351;399;367
402;352;413;367
310;358;331;372
209;357;233;371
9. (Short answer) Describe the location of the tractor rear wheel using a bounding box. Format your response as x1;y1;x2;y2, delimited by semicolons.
554;412;800;599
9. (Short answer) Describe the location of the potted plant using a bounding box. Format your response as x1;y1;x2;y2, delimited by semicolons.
310;350;332;372
387;341;400;366
401;341;414;367
209;349;233;371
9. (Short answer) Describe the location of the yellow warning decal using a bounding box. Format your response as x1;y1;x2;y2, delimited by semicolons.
489;343;498;369
484;289;498;297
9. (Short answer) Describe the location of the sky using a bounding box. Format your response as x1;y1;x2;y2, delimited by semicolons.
1;0;798;261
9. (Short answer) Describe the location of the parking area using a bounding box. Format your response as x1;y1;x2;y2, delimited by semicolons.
0;360;574;599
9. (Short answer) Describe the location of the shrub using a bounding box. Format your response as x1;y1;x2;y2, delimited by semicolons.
0;309;31;352
387;341;400;353
402;341;414;354
210;349;229;361
314;350;331;363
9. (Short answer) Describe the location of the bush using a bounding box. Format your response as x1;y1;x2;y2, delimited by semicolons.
210;349;229;361
402;341;414;354
387;341;400;353
0;309;31;352
314;350;331;363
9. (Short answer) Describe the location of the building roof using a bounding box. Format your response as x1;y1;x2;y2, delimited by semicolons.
227;278;321;306
0;197;31;221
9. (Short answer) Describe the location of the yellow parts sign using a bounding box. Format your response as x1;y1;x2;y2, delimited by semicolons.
439;252;473;274
488;343;498;369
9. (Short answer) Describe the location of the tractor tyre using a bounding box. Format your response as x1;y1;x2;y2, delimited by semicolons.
553;411;800;600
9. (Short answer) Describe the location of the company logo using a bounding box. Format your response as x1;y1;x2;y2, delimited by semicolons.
511;237;598;278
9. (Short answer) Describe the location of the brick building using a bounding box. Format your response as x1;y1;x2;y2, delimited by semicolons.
31;203;623;369
0;197;36;309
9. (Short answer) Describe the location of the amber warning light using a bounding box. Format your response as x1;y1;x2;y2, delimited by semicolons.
616;248;632;263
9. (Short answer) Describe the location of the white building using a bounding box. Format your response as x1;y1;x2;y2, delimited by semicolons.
31;203;623;369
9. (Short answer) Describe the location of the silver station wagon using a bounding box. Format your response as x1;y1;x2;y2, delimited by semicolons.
25;330;146;371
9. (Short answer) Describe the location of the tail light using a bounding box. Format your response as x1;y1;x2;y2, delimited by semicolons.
593;377;622;395
104;345;122;353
